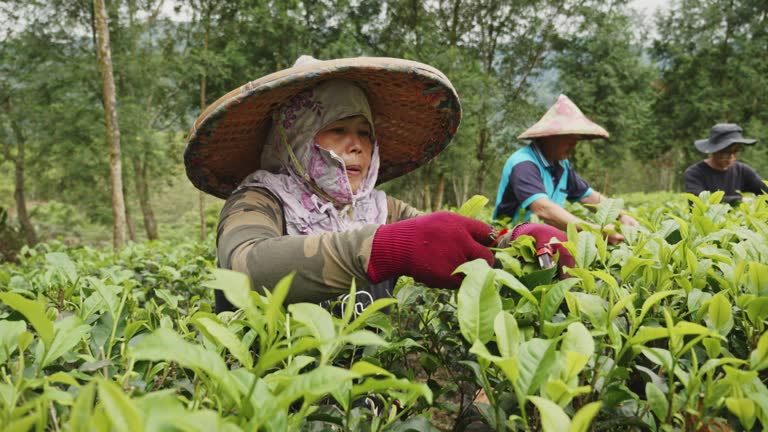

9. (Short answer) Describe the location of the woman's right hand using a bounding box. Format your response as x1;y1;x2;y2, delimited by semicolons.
602;223;625;244
367;211;495;289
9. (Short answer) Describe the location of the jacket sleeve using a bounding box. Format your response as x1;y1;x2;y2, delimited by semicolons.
216;187;379;304
386;195;422;223
683;165;706;197
742;165;768;196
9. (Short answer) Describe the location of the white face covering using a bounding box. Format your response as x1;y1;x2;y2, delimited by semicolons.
237;80;388;235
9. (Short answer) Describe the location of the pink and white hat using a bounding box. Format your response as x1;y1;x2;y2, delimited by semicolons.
517;94;609;140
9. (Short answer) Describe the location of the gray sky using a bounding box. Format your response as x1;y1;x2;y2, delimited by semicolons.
629;0;671;17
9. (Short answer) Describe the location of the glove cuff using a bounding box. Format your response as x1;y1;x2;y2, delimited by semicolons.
367;221;416;283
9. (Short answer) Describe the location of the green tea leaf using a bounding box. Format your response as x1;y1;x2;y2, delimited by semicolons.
725;397;756;430
562;322;594;358
747;262;768;296
69;382;96;432
3;413;42;432
43;315;91;367
192;313;254;369
204;269;262;325
46;371;80;388
703;339;722;359
645;382;667;421
620;256;655;282
97;378;144;432
747;298;768;325
349;361;393;377
637;289;684;324
592;270;618;290
529;396;570;431
154;288;179;309
575;231;598;269
87;277;121;318
254;338;321;376
494;311;520;358
565;268;595;292
469;340;519;383
265;273;293;341
341;330;388;347
609;294;636;323
0;320;26;363
129;328;241;403
46;252;78;283
277;366;360;407
517;338;557;396
288;303;336;341
0;382;14;408
594;198;624;227
750;331;768;371
135;390;239;432
351;377;433;404
707;293;732;333
346;298;397;333
569;401;602;432
493;270;538;305
456;259;501;344
0;292;54;349
630;321;716;345
457;195;489;219
540;278;580;321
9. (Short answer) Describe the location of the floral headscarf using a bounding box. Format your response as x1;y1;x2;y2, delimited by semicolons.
237;80;388;235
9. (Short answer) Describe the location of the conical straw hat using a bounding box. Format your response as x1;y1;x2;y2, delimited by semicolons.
185;56;461;199
517;94;609;140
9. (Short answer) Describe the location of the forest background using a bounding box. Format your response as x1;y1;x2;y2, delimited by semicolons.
1;0;767;253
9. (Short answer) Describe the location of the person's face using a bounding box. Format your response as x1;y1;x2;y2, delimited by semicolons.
708;144;743;171
539;135;579;162
314;115;373;193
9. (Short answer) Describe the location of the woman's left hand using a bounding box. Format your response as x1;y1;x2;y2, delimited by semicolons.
618;214;639;227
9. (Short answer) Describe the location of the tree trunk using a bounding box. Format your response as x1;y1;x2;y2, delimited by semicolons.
131;155;158;240
9;125;38;246
422;181;432;214
451;173;471;207
475;127;489;195
94;0;127;249
433;173;445;211
3;101;38;246
124;194;137;242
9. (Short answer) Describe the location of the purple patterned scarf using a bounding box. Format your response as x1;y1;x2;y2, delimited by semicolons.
237;79;388;235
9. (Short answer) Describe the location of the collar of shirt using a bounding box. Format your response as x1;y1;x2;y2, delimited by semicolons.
531;142;563;176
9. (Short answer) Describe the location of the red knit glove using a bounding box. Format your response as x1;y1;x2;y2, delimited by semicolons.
367;212;495;289
511;223;575;276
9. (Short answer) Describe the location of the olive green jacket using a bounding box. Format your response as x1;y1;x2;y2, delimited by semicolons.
217;187;420;305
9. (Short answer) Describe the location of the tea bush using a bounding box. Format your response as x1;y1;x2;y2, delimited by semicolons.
1;191;767;431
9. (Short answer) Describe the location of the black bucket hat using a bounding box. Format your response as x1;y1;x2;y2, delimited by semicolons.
694;123;757;154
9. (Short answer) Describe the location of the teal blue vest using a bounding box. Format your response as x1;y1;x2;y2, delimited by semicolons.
493;145;571;222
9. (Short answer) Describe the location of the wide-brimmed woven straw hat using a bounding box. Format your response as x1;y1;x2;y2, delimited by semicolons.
694;123;757;154
517;94;609;140
185;56;461;198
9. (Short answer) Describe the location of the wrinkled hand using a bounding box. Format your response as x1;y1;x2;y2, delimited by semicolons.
618;214;639;227
367;211;494;289
603;223;625;245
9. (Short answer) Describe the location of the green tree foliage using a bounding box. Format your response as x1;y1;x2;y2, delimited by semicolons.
2;0;768;248
652;0;768;187
550;2;661;193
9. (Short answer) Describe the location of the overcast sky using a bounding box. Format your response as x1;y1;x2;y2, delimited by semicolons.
629;0;671;17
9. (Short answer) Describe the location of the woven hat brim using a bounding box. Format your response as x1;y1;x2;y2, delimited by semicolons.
694;137;757;154
184;57;461;198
